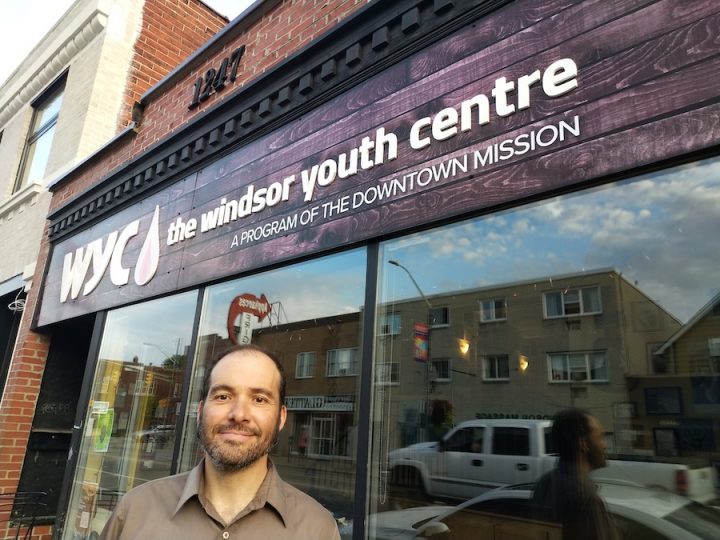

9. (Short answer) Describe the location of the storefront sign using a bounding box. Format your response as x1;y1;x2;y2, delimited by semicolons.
286;394;354;411
60;206;160;302
39;0;720;326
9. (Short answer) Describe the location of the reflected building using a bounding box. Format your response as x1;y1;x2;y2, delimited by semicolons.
376;268;682;455
628;293;720;459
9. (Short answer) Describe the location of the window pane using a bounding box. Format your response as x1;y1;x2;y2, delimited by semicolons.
582;287;601;313
370;157;720;540
494;300;506;319
497;356;510;379
20;124;56;185
178;249;365;537
545;292;562;317
61;292;197;540
563;289;581;315
35;90;63;129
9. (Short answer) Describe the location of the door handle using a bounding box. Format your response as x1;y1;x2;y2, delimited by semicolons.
472;459;483;467
516;463;528;471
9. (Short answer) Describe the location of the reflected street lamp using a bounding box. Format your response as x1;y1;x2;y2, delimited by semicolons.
388;260;433;440
388;260;432;309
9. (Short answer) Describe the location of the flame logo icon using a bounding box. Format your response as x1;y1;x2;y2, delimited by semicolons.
133;205;160;286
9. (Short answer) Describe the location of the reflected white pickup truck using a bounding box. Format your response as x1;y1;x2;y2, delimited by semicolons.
388;419;718;503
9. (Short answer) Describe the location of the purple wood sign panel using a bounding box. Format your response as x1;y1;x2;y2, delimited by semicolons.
37;0;720;326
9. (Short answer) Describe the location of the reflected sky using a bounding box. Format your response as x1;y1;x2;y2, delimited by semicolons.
383;157;720;323
202;248;367;337
97;157;719;356
99;291;198;364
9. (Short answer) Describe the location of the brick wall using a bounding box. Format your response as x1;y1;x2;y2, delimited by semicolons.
51;0;366;211
0;1;226;538
0;1;365;538
117;0;229;130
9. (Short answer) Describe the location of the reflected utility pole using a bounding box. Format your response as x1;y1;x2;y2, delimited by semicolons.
388;260;433;441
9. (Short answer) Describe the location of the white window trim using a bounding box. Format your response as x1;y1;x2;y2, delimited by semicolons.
430;306;450;328
378;313;401;336
480;299;507;323
375;361;400;386
295;352;316;379
326;347;358;377
546;351;609;383
431;358;451;383
542;286;602;319
482;355;510;381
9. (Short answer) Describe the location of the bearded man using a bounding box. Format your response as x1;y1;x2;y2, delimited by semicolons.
101;344;340;540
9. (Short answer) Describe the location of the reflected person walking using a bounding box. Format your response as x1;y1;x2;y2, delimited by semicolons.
532;408;619;540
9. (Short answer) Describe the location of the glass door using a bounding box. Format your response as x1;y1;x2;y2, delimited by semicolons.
62;291;198;540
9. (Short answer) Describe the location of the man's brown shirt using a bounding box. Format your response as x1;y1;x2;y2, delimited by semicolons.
100;460;341;540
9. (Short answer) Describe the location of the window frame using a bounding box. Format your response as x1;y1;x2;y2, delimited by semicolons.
542;285;602;319
483;354;510;381
326;347;359;377
429;306;450;328
431;357;451;383
295;351;316;379
480;298;507;323
13;74;66;192
378;312;401;336
547;351;609;383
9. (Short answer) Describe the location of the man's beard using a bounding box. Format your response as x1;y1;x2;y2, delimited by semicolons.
197;412;280;473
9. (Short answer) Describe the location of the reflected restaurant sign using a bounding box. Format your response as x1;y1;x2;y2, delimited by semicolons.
227;293;272;345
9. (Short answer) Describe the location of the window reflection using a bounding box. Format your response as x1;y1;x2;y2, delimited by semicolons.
178;249;366;537
15;82;64;190
369;157;720;539
62;292;197;540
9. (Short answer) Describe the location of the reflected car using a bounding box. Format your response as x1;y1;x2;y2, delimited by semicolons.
366;480;720;539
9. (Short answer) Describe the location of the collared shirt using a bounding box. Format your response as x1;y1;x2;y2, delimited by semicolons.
531;462;620;540
100;460;341;540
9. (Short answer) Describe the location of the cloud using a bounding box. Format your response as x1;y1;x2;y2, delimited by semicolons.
384;158;720;322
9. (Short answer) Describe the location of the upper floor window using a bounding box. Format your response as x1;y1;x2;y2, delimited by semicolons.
431;358;451;382
14;77;65;192
548;351;608;382
709;338;720;358
295;351;316;379
327;347;358;377
483;354;510;381
480;299;507;322
429;306;449;327
375;346;399;385
543;286;601;318
378;313;401;336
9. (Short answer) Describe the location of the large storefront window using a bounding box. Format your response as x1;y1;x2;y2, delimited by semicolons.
178;249;366;536
62;292;197;540
369;158;720;538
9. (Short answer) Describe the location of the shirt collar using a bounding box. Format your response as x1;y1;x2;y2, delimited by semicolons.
172;458;290;528
264;460;290;527
173;459;204;517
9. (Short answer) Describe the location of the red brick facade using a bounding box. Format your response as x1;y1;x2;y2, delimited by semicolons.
117;0;229;130
0;1;364;538
52;0;365;210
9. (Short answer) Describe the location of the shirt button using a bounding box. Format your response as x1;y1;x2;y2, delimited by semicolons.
222;532;229;539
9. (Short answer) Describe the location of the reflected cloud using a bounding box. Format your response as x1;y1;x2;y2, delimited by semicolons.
383;158;720;322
